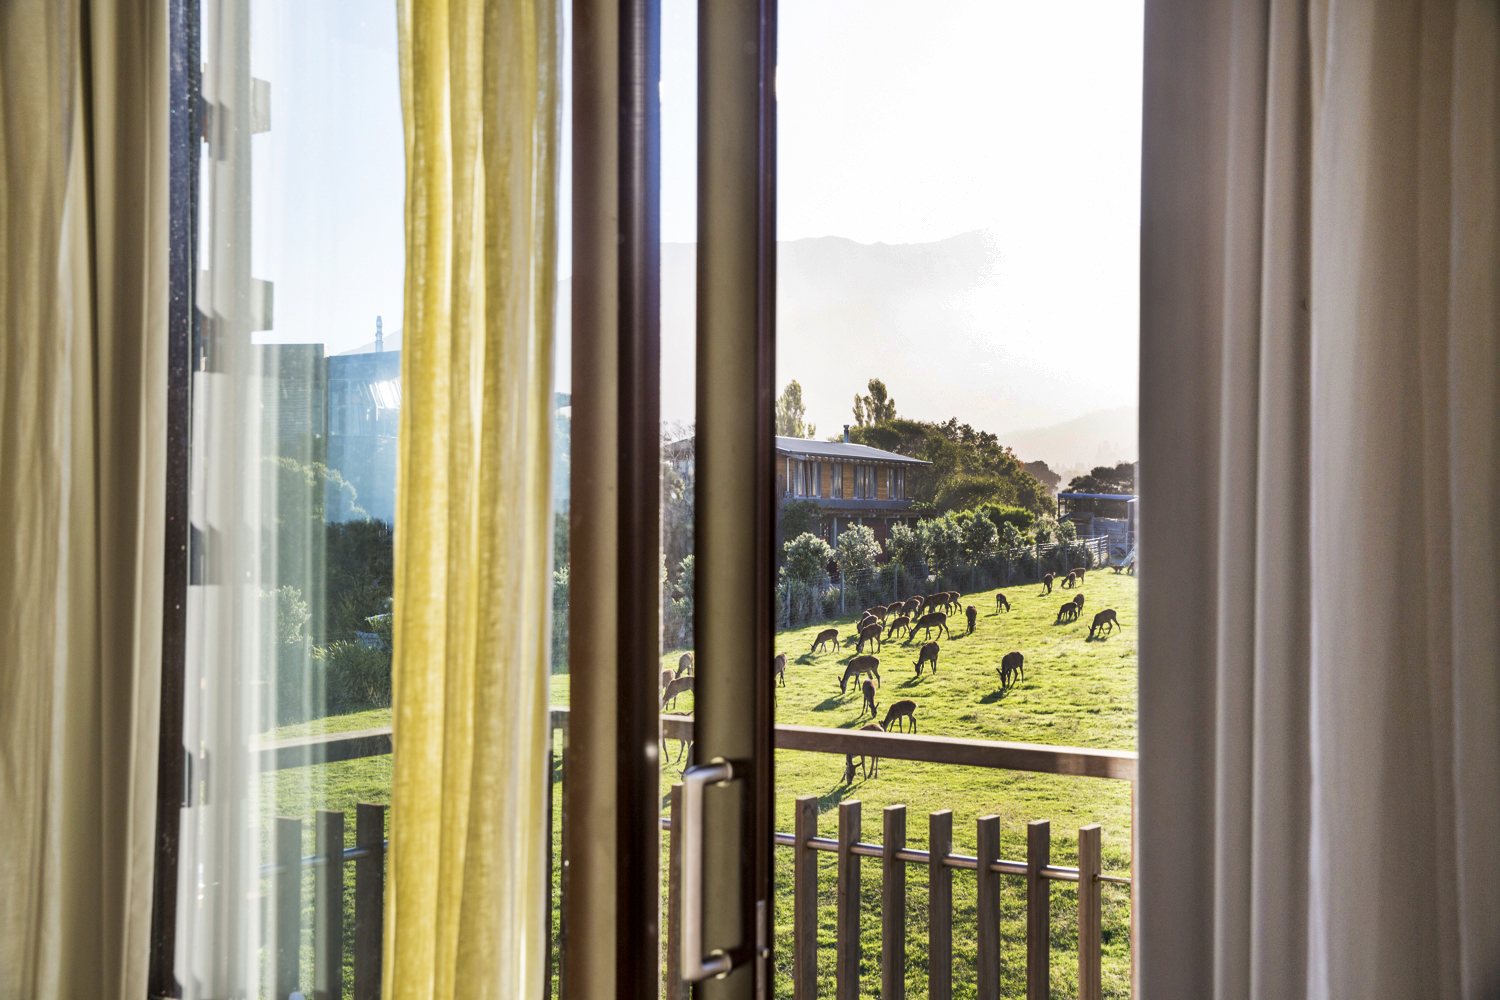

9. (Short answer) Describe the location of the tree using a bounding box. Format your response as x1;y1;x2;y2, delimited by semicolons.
917;514;963;574
852;378;897;427
832;524;880;583
1063;462;1136;516
959;511;999;562
775;380;816;438
778;499;823;557
783;532;834;585
885;523;925;575
847;414;1051;515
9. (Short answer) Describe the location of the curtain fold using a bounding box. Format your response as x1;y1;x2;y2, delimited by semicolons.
387;0;560;995
1141;1;1500;996
0;1;168;998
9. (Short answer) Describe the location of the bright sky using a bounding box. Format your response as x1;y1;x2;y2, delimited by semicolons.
246;0;1143;443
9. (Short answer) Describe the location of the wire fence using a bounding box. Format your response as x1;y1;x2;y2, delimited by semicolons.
774;535;1111;631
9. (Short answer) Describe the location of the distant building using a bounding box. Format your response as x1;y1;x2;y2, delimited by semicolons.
775;436;930;554
326;347;401;525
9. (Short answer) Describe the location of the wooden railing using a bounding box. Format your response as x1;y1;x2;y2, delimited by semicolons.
258;708;1134;1000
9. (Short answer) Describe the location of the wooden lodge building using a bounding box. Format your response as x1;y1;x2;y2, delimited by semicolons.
775;434;931;553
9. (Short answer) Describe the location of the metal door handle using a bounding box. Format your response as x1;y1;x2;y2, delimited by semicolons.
681;759;735;981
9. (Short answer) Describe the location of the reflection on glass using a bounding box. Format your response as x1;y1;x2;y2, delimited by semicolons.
178;1;403;995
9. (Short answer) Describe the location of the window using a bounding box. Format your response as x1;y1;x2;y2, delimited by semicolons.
831;462;843;498
853;463;877;499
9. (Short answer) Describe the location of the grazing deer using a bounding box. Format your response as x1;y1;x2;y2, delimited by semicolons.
965;605;978;634
945;592;962;614
1062;571;1077;589
661;668;674;691
677;652;694;677
865;605;889;622
1056;601;1078;624
901;597;922;618
859;722;884;777
914;641;939;675
856;621;884;654
913;611;950;640
923;593;943;612
881;699;917;733
1041;573;1054;595
885;615;911;640
861;679;878;719
843;753;859;785
772;652;787;686
1071;566;1088;584
995;591;1011;612
1072;593;1085;614
1088;608;1124;640
999;650;1025;689
661;674;694;710
811;628;839;654
855;613;879;637
840;655;881;692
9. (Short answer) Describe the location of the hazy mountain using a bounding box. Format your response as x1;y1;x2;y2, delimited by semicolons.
1001;406;1138;482
658;233;1139;438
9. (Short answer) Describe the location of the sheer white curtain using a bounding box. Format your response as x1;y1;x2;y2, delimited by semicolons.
1139;1;1500;997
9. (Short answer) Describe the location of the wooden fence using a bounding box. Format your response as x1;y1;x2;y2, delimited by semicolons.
259;709;1134;1000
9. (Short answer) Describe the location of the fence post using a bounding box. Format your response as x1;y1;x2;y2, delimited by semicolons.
354;803;385;1000
667;785;687;1000
976;815;1000;1000
274;816;302;1000
1026;820;1051;1000
1078;824;1102;1000
928;811;952;1000
314;809;345;1000
837;800;862;1000
794;796;818;1000
882;805;907;1000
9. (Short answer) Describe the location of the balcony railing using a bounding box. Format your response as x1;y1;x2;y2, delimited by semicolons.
257;708;1134;1000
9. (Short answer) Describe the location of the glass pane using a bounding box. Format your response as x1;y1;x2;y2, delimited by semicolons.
773;3;1143;997
178;2;403;995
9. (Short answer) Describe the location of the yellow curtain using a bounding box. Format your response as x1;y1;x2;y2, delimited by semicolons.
0;1;168;997
388;0;560;994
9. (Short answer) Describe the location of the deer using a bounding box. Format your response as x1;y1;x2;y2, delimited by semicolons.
881;699;917;733
1056;600;1079;624
1071;566;1088;584
998;650;1025;689
661;674;694;710
914;641;939;675
995;591;1011;612
676;651;694;677
944;591;962;614
811;628;839;654
1062;570;1077;589
865;605;890;622
1072;593;1085;615
965;605;978;634
854;613;879;638
1088;608;1124;640
772;652;787;686
859;722;884;777
1040;572;1054;595
843;753;860;785
856;621;884;654
913;611;950;641
901;597;922;618
885;615;911;641
660;668;674;691
840;655;881;693
861;679;878;719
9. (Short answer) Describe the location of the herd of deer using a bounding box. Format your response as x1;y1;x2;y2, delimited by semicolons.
657;566;1127;781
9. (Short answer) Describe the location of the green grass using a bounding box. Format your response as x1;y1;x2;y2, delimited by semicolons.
261;571;1137;999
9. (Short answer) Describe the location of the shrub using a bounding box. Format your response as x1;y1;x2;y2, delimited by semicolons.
833;524;880;582
783;532;834;586
885;523;926;576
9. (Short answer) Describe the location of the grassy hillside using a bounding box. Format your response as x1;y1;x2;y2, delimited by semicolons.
658;569;1138;999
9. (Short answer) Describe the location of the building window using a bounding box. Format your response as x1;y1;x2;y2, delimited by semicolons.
788;458;820;497
892;466;905;500
832;463;843;498
854;464;877;499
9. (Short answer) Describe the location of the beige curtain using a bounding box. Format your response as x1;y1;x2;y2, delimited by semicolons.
0;1;168;998
386;0;560;995
1140;0;1500;996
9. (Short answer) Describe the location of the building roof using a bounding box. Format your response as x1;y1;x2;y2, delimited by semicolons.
775;436;931;466
1057;492;1137;500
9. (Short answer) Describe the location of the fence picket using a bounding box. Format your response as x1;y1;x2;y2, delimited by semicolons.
1026;820;1051;1000
882;805;907;1000
794;796;819;1000
837;800;862;1000
274;816;302;999
928;811;953;1000
355;803;385;1000
1078;824;1102;1000
314;810;344;1000
976;815;1001;1000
